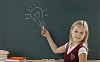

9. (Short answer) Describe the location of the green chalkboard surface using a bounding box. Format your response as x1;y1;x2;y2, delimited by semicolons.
0;0;100;60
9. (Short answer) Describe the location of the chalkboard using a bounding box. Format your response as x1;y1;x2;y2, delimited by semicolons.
0;0;100;60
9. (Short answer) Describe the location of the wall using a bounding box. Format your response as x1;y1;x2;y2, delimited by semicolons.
0;0;100;60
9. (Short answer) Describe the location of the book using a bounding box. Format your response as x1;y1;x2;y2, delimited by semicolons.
5;59;26;62
0;50;9;55
5;57;26;62
5;59;20;62
0;61;5;62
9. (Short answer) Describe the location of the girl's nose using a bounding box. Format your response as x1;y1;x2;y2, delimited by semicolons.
76;33;80;37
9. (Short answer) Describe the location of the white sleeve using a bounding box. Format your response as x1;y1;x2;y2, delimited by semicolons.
64;43;68;48
78;47;87;56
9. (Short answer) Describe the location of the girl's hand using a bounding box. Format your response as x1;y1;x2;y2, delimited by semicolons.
41;29;50;38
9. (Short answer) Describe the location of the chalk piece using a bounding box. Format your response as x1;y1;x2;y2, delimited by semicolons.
59;59;64;60
49;59;55;60
42;59;48;61
42;26;44;30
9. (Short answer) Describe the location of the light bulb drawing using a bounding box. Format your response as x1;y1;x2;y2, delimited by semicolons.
25;3;47;29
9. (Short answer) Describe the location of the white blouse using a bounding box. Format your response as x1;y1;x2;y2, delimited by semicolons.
65;43;87;56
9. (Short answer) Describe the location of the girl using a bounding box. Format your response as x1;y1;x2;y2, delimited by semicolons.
41;20;89;62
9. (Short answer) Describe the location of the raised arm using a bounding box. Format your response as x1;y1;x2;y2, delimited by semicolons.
41;29;66;54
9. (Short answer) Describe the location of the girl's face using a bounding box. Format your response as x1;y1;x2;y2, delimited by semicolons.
71;25;86;42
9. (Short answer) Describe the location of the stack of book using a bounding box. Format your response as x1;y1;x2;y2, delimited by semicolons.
0;50;9;62
5;57;26;62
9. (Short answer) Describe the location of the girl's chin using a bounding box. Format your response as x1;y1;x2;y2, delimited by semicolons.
74;39;81;42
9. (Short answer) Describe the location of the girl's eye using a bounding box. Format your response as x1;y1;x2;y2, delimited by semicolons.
74;31;78;33
80;32;84;34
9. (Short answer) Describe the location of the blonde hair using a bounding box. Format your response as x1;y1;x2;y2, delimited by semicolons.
69;20;89;48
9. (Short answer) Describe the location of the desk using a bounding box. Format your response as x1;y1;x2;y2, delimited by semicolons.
26;60;100;62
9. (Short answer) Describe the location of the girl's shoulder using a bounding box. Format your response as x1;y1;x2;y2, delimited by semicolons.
78;44;88;56
78;47;87;56
80;43;88;50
